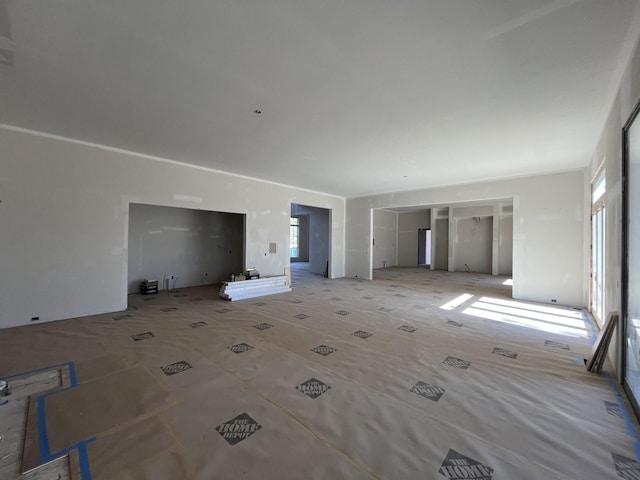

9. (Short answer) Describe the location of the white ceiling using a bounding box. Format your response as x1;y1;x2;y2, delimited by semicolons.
1;0;639;198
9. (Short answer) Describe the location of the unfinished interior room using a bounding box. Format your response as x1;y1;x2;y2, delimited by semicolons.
2;1;640;479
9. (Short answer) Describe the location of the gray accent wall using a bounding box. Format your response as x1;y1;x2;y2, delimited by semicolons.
128;204;244;292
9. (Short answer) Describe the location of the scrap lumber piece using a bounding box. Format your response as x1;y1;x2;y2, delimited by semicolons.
585;311;618;374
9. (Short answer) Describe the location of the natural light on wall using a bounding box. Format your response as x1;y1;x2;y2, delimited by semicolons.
462;297;588;338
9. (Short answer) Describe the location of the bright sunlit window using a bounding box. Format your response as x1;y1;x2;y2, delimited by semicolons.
290;217;299;258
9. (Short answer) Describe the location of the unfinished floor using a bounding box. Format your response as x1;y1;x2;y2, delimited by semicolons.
0;266;638;479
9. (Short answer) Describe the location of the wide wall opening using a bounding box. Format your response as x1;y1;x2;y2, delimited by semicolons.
370;201;513;277
127;203;245;293
290;203;331;276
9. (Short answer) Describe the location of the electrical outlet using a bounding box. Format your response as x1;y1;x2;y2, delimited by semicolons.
31;316;40;321
551;299;557;303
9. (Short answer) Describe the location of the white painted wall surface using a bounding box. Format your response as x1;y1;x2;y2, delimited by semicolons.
447;204;513;275
397;211;430;266
452;217;493;274
372;209;398;269
588;36;640;379
346;171;587;306
0;127;345;328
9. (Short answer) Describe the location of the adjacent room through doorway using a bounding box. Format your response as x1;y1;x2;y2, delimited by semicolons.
128;203;245;293
370;201;513;279
290;203;331;277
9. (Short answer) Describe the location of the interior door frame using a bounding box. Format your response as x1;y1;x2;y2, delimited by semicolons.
622;96;640;417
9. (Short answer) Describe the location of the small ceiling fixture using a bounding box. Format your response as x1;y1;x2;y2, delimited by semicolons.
254;109;262;114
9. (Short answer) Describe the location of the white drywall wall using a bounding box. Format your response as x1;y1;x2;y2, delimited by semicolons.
452;217;493;274
372;209;398;269
128;204;244;292
397;211;430;266
447;204;513;275
346;170;587;306
0;126;345;328
588;37;640;380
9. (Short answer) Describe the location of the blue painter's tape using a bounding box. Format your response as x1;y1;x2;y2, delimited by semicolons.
575;355;584;365
49;437;96;460
67;361;78;387
606;374;638;440
0;361;94;478
37;395;51;459
606;373;640;464
0;361;75;382
582;310;597;346
582;313;640;463
77;439;96;480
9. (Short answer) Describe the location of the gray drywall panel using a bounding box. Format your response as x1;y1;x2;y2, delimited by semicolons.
434;218;449;271
372;209;397;269
397;211;430;266
127;204;244;292
346;170;586;306
0;127;345;328
453;217;493;274
499;215;514;275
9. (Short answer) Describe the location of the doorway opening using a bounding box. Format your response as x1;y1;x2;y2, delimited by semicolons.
127;203;245;293
290;203;331;277
290;216;302;260
418;228;432;266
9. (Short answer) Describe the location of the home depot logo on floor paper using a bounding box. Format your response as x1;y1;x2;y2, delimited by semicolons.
439;449;493;480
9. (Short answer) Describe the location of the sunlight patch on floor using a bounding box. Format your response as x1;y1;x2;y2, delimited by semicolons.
440;293;474;311
463;297;588;338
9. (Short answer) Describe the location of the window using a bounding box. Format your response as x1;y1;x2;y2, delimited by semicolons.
591;165;606;327
290;217;299;258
